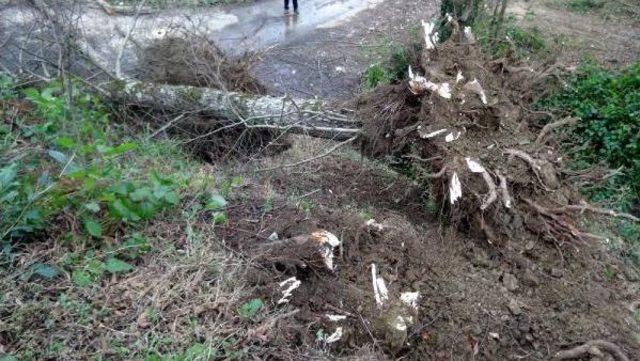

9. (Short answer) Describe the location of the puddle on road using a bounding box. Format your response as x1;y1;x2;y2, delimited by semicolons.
214;0;384;52
1;0;384;76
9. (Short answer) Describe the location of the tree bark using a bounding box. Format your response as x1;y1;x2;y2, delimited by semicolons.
118;81;362;140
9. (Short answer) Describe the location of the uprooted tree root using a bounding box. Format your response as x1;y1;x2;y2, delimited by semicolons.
357;19;637;245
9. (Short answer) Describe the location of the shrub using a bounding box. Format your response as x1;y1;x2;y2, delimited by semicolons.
540;60;640;208
0;79;180;242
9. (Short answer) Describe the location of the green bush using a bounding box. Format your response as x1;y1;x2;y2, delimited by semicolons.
540;60;640;207
0;79;180;242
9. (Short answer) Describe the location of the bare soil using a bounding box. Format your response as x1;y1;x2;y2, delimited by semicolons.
217;142;640;359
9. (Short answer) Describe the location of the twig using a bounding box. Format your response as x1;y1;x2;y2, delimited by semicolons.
536;117;578;144
148;113;185;139
422;165;448;179
258;135;358;172
115;0;148;79
95;0;115;15
554;340;629;361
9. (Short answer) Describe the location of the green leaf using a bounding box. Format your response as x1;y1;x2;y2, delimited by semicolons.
122;233;151;259
30;263;59;280
130;187;152;202
47;149;67;164
106;142;138;156
0;163;17;188
206;194;227;210
55;137;76;149
105;257;134;273
110;198;141;222
83;218;102;238
238;298;263;318
22;87;40;101
212;211;227;225
72;270;94;287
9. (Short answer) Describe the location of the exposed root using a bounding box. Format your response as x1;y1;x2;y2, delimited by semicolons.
504;148;559;189
545;203;639;222
554;340;630;361
424;165;448;179
355;16;626;245
480;169;498;210
523;199;603;243
496;171;512;209
536;116;578;144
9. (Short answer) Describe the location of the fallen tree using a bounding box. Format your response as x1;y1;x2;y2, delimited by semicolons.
117;80;361;140
23;0;638;243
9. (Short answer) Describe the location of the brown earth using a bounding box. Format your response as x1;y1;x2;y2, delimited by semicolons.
215;142;640;359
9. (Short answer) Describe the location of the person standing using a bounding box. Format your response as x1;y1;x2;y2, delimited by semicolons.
284;0;298;14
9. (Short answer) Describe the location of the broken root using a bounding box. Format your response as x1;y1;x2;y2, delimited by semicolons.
554;340;630;361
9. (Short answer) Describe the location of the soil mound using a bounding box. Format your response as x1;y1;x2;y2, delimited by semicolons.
219;155;640;359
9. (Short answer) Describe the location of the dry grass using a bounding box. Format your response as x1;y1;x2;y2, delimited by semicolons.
0;212;253;359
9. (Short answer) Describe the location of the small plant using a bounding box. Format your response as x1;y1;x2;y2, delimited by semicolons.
237;298;263;318
363;64;392;89
472;14;548;58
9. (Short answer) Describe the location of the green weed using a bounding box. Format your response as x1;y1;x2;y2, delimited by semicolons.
363;64;393;89
566;0;605;12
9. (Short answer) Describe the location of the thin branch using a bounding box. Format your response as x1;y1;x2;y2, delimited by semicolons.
258;135;359;172
115;0;148;79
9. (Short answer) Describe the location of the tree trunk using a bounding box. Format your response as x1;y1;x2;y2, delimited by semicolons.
118;81;362;140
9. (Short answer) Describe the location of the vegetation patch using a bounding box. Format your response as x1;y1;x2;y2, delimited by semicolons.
0;76;253;359
540;60;640;209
